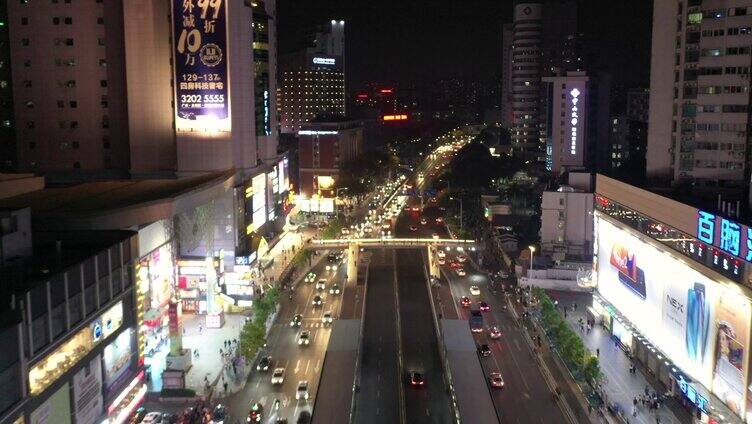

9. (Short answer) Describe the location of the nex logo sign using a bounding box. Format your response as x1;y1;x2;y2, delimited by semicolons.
666;294;685;313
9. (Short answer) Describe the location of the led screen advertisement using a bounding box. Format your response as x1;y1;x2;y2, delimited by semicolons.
596;217;752;412
251;174;266;229
172;0;230;132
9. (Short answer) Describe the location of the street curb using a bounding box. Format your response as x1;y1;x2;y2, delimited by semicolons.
392;252;408;424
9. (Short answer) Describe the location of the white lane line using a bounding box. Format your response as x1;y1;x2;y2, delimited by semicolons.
315;359;321;372
295;359;301;374
305;359;311;375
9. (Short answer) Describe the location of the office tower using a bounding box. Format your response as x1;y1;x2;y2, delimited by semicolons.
278;20;346;134
501;23;514;129
6;0;278;180
510;2;543;154
0;1;15;172
626;88;650;123
648;0;752;203
540;71;589;175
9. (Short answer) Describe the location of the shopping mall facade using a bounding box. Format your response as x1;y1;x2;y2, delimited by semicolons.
593;174;752;423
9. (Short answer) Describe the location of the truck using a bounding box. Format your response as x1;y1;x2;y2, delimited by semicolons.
469;310;483;332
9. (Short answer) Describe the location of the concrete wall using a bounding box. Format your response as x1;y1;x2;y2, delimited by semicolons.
540;190;593;256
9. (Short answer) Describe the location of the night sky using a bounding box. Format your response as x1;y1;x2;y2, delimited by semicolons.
277;0;652;95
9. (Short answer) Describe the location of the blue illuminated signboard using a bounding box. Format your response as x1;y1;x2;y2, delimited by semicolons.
697;210;748;258
676;375;709;414
172;0;230;131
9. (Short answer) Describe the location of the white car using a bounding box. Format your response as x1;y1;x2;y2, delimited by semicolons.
456;268;466;277
437;250;446;259
329;284;341;295
141;412;163;424
469;285;481;295
457;254;468;263
322;312;333;325
298;331;310;346
296;380;310;400
271;367;285;385
315;279;326;290
325;264;338;272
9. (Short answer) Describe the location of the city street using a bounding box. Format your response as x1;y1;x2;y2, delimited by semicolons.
223;251;348;423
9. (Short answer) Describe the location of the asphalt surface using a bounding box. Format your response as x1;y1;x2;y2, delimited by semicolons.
354;249;401;424
396;249;453;424
224;252;348;423
440;255;567;424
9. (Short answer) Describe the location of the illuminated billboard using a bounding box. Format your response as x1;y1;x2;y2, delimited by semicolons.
252;174;266;229
596;217;751;414
172;0;230;132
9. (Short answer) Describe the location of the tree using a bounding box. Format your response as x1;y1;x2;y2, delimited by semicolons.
239;321;266;359
582;356;602;384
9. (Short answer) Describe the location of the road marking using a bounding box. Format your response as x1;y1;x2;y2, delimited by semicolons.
295;359;301;374
514;339;522;352
314;360;321;372
293;401;299;418
305;359;311;374
377;389;381;398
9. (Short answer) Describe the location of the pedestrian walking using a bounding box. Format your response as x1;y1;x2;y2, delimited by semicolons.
223;381;228;394
644;385;650;396
632;405;637;417
633;396;638;407
199;324;203;334
596;348;600;357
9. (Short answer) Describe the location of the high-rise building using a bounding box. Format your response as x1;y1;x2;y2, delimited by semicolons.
500;23;514;129
510;2;543;153
278;20;346;134
647;0;752;203
6;0;278;180
626;88;650;123
541;71;589;175
0;1;16;172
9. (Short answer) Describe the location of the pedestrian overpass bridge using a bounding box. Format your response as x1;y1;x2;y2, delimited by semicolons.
310;237;477;250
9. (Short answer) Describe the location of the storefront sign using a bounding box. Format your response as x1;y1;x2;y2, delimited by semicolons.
172;0;230;132
677;375;710;414
103;329;134;390
106;372;145;424
697;210;751;261
235;251;257;266
30;383;71;424
312;56;335;65
73;355;104;424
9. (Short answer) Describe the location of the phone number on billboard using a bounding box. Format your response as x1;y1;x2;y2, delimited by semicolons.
180;94;225;108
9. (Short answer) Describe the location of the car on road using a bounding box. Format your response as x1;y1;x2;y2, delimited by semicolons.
409;371;425;387
437;250;446;259
340;227;350;236
455;268;466;277
409;225;418;232
478;344;491;357
488;326;502;339
478;301;490;312
411;206;420;212
211;404;227;424
327;253;338;262
298;331;310;346
499;271;510;279
312;295;323;307
248;403;263;423
315;279;326;290
322;312;333;325
325;263;338;272
435;217;443;223
489;372;505;388
460;296;471;307
449;261;461;269
271;368;285;385
256;355;272;371
161;413;177;424
304;272;316;283
296;381;310;400
437;257;446;265
457;254;468;263
469;285;481;296
141;412;163;424
290;314;303;327
420;218;428;225
329;283;341;295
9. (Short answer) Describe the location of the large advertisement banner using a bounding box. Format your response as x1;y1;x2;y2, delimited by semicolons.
104;329;134;390
73;355;103;424
596;217;752;405
172;0;230;132
30;383;71;424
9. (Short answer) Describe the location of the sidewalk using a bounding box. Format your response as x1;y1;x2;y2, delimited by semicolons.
547;291;690;424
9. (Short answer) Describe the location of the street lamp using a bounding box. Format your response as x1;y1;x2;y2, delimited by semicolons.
336;187;348;220
528;245;536;274
450;196;463;233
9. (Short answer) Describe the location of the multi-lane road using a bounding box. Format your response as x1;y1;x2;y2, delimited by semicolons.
225;253;348;423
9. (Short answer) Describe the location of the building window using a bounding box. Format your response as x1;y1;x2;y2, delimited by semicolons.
98;38;105;46
100;80;107;87
23;80;32;88
99;59;106;67
73;161;81;169
26;121;34;129
100;96;108;108
97;17;104;24
52;17;60;25
70;121;78;129
72;141;79;149
29;142;36;150
25;101;33;108
21;38;29;46
57;100;64;108
64;17;72;24
69;101;77;108
21;17;28;25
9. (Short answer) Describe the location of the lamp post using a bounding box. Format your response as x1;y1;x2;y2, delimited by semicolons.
528;245;536;275
450;196;463;233
335;187;348;220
